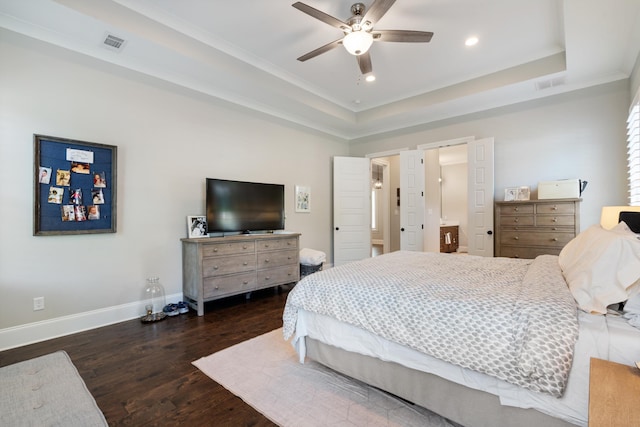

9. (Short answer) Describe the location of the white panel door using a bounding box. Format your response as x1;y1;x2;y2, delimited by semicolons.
467;138;495;256
400;150;424;251
333;156;371;266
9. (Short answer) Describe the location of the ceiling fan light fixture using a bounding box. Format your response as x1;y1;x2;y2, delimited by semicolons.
343;30;373;56
365;73;376;82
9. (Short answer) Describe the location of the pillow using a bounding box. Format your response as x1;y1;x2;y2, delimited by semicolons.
558;222;640;314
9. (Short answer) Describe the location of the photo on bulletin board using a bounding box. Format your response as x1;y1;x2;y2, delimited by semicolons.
34;134;117;235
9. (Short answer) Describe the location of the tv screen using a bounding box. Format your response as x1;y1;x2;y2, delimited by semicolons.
206;178;285;233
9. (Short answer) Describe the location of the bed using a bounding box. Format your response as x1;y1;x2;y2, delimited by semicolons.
283;219;640;427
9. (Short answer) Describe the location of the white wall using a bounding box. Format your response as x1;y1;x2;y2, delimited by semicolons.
0;31;348;343
350;81;630;231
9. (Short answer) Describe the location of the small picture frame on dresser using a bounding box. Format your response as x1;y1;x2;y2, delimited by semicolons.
516;186;531;201
504;187;518;201
187;215;207;238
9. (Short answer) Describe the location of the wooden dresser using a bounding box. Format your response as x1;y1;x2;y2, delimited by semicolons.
495;198;580;259
440;225;459;253
182;233;300;316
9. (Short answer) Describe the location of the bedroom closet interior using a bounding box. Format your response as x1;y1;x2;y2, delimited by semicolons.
370;144;469;256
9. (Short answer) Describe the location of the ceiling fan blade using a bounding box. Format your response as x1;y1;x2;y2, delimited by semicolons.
357;52;373;75
297;38;343;62
292;2;350;31
362;0;396;26
373;30;434;43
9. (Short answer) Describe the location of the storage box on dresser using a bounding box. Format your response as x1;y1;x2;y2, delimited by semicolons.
182;233;300;316
495;198;580;259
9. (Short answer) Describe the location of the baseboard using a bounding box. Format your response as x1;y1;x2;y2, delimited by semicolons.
0;292;182;351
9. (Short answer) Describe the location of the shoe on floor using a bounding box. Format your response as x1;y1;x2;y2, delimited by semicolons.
163;303;179;316
177;301;189;314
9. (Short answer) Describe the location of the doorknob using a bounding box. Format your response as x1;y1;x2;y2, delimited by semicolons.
487;230;493;235
401;228;405;232
335;227;339;231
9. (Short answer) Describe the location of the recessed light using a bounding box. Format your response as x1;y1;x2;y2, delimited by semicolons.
465;36;479;47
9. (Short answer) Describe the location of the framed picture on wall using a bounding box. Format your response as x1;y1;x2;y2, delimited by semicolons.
34;134;117;236
295;185;311;213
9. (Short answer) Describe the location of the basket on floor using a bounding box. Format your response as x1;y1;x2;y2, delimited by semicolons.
300;262;323;278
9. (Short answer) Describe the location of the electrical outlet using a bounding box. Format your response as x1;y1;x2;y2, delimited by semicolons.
33;297;45;311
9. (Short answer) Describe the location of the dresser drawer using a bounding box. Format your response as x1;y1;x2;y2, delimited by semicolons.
256;265;299;288
256;237;298;252
536;203;575;215
257;249;298;268
498;246;561;259
500;231;575;248
535;215;576;227
500;204;534;215
202;254;256;277
499;215;534;226
203;272;256;298
202;241;255;257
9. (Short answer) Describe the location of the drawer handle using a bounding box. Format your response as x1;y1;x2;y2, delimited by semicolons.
213;248;218;252
265;244;270;248
287;241;292;245
514;236;519;240
264;259;270;263
242;245;247;249
243;281;248;285
514;218;519;223
243;262;248;266
552;218;558;222
552;205;558;210
214;286;219;290
553;238;558;242
287;256;292;260
514;207;519;212
213;266;219;270
265;276;270;280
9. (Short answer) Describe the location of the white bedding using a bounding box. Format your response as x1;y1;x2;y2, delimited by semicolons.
290;308;640;426
284;251;578;397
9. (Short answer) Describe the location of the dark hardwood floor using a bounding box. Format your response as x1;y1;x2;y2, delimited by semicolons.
0;286;294;426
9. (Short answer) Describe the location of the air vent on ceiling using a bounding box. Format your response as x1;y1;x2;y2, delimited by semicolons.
535;76;566;91
102;33;127;52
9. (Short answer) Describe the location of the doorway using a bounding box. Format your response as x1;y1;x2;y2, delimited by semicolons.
370;158;390;256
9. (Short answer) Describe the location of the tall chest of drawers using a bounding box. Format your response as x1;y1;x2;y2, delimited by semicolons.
495;199;580;259
182;233;300;315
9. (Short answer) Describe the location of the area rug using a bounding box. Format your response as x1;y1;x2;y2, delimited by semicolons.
193;328;460;426
0;350;108;426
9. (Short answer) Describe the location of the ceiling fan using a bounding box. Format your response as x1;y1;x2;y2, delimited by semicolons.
292;0;434;75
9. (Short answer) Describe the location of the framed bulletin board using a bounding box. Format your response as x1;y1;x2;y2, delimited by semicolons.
34;134;117;236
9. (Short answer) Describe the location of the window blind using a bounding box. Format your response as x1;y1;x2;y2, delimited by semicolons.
628;96;640;205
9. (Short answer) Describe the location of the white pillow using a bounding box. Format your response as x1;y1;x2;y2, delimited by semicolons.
559;222;640;314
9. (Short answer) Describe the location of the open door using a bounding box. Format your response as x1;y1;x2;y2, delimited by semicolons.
333;156;371;266
400;150;425;251
467;138;494;256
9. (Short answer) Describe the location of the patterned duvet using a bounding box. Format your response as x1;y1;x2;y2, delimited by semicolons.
283;251;579;397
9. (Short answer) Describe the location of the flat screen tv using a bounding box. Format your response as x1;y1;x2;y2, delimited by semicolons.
206;178;285;233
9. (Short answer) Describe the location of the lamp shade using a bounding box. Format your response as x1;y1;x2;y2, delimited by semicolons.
343;30;373;55
600;206;640;230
